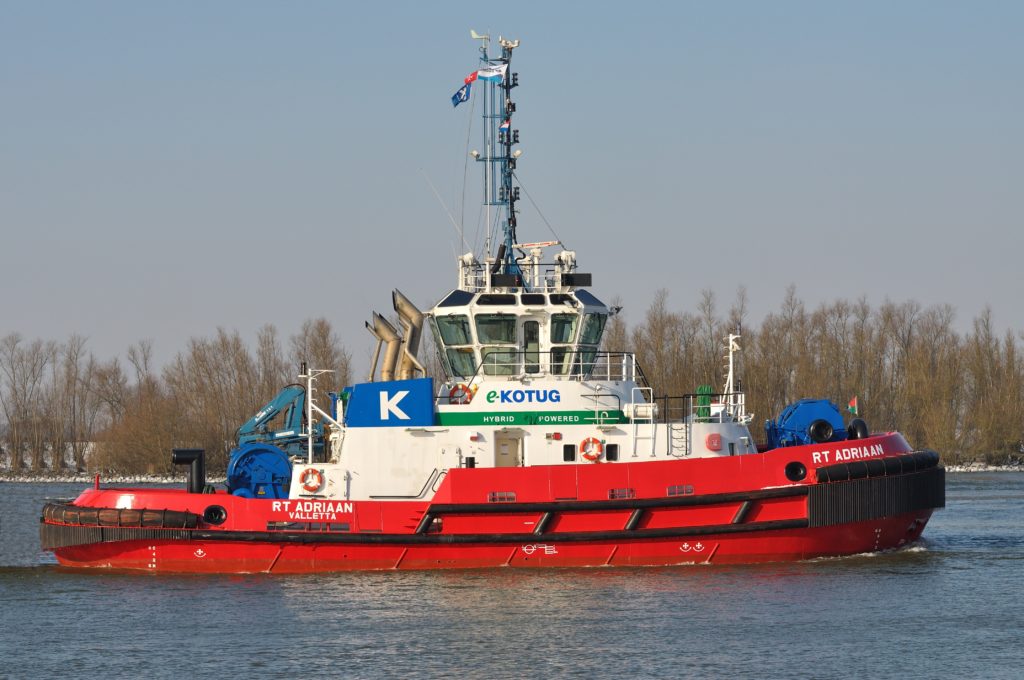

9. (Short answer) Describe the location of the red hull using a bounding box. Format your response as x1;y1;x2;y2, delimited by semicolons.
42;434;945;573
51;513;934;573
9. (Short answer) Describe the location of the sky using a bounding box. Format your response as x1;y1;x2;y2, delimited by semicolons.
2;1;1021;376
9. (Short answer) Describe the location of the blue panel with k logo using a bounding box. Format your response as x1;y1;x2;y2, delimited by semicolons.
344;378;435;427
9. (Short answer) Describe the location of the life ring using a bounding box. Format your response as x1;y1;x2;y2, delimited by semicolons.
300;468;323;493
449;383;475;405
579;437;603;462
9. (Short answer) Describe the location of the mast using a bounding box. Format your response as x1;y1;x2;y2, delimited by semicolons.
475;33;522;285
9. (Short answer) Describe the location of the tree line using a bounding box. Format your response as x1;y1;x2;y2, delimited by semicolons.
0;319;350;474
2;290;1021;474
606;287;1023;465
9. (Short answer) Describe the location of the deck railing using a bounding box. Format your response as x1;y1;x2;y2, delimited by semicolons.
438;351;650;402
458;260;581;293
436;351;750;426
651;392;751;425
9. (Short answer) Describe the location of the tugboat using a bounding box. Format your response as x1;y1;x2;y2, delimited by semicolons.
41;34;944;573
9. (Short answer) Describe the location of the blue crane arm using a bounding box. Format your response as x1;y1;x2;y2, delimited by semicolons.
237;384;306;441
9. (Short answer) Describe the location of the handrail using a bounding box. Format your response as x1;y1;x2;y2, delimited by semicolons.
458;261;585;293
651;392;750;424
437;350;649;392
368;468;441;500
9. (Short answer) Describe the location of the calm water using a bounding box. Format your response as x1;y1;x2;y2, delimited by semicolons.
1;474;1021;679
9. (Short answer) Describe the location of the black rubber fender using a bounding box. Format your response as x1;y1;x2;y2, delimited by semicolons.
42;503;201;529
847;418;870;440
864;458;886;478
808;419;834;443
816;449;941;483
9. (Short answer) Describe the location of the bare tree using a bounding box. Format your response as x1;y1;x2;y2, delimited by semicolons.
603;297;629;352
290;318;352;394
256;324;289;396
0;334;56;472
161;329;261;471
91;358;129;424
726;286;749;334
91;339;178;474
38;335;100;471
696;289;721;385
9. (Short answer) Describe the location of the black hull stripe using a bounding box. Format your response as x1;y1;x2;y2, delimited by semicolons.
43;518;810;550
429;485;808;515
196;518;812;544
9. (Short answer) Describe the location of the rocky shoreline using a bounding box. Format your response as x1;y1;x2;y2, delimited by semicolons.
943;463;1023;473
0;473;227;484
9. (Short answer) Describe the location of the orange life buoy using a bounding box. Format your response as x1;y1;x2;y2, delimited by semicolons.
449;383;475;404
579;437;603;462
300;468;323;493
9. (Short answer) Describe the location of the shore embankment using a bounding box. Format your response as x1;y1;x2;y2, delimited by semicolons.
944;463;1023;472
0;473;228;484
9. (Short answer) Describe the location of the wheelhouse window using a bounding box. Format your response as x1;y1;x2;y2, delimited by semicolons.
427;317;453;377
580;313;607;345
481;349;517;376
447;347;477;378
436;314;472;345
550;313;579;375
574;347;598;376
477;314;517;375
477;294;517;306
475;314;516;344
433;314;476;378
550;314;578;344
575;313;607;376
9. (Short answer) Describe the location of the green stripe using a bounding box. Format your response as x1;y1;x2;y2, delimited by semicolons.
437;410;628;426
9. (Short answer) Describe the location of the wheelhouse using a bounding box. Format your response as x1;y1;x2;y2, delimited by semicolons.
428;288;610;380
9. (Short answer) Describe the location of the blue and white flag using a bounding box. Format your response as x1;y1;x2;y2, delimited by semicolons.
476;63;508;82
452;82;472;107
499;118;510;133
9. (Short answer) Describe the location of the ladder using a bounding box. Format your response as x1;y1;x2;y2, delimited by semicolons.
630;386;656;458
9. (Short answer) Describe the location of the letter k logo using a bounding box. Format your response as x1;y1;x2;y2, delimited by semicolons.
379;390;410;420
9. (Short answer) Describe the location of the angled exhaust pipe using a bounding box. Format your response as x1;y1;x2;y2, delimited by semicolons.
365;320;384;382
373;313;402;382
393;289;426;380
